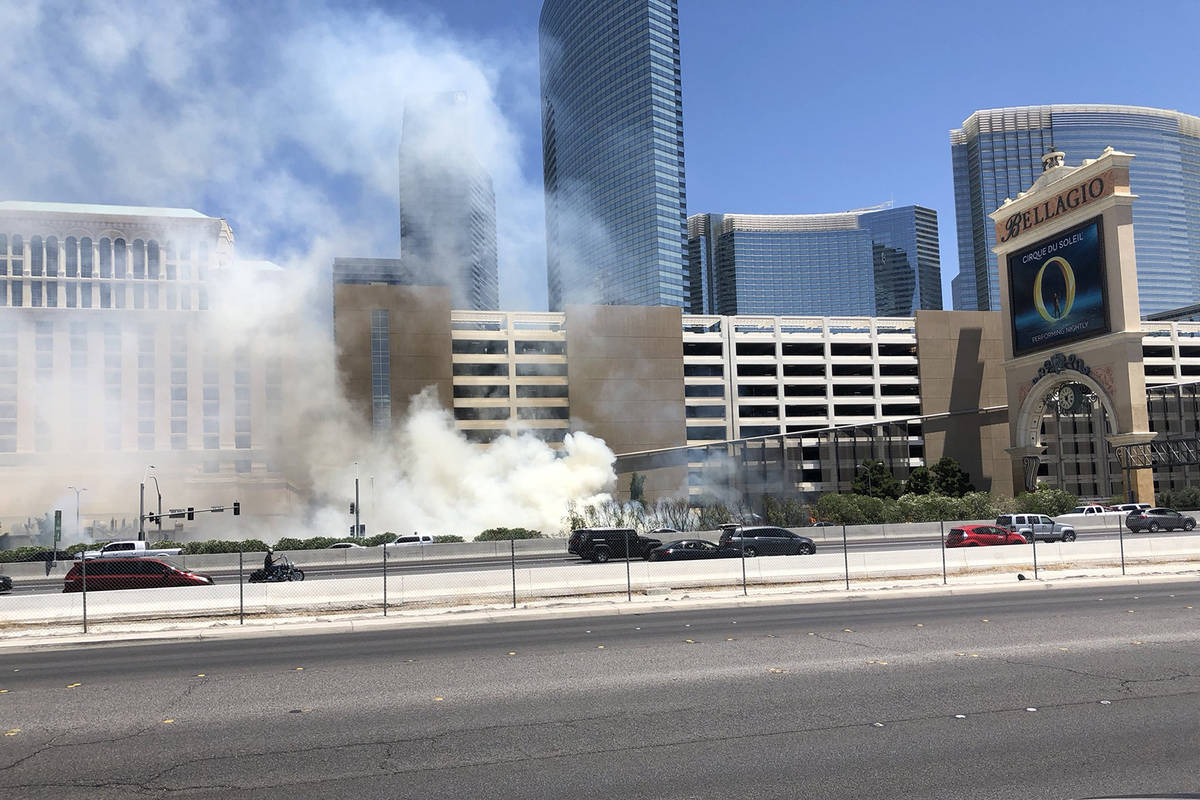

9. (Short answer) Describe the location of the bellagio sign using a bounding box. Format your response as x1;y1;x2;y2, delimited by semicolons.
995;169;1116;244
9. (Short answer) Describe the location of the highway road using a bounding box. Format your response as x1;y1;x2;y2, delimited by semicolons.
1;581;1198;798
4;527;1192;595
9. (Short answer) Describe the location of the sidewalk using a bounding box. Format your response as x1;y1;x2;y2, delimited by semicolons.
2;557;1196;652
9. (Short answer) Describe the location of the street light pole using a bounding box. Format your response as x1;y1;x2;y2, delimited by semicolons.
67;486;87;540
139;464;157;541
149;475;162;540
354;462;361;539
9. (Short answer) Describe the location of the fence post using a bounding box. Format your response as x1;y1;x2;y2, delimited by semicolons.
940;519;947;585
81;555;88;634
740;532;748;596
842;523;850;591
238;550;244;625
1032;527;1039;580
510;536;517;609
624;529;632;602
1117;512;1127;576
383;546;389;616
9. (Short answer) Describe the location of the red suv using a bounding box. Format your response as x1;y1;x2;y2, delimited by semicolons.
63;558;215;592
945;524;1027;548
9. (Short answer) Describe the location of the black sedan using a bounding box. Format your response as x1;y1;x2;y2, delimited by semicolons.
1126;507;1196;532
0;575;12;593
647;539;741;562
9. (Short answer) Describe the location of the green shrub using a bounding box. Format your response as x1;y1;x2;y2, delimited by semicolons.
1014;486;1078;516
1159;486;1200;510
475;527;543;541
363;533;393;547
433;535;464;543
0;546;47;563
180;539;269;554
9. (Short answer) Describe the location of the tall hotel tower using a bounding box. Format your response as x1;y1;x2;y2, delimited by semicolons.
399;92;499;311
539;0;688;310
950;104;1200;315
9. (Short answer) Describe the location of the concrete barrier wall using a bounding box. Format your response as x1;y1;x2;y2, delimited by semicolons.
4;510;1195;581
5;533;1200;628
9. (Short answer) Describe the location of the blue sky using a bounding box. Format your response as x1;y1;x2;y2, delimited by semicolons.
397;0;1200;308
4;0;1199;311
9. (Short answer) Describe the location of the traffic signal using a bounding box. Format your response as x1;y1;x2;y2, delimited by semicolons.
187;507;195;521
232;501;240;516
349;502;356;514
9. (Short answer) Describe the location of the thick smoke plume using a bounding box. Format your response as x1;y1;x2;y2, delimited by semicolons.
0;0;619;540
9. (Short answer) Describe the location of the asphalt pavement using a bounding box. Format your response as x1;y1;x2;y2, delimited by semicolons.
1;580;1198;798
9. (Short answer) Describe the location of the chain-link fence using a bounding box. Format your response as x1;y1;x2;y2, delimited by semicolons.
2;512;1199;634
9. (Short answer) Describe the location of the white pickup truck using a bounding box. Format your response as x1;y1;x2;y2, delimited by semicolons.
1053;504;1126;530
78;540;184;559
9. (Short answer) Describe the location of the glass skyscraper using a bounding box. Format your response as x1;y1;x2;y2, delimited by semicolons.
400;92;499;311
539;0;687;311
687;206;942;317
950;104;1200;315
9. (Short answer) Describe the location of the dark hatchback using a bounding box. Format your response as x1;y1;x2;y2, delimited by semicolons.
0;575;11;593
718;526;817;557
1125;508;1196;532
63;557;214;592
647;539;741;562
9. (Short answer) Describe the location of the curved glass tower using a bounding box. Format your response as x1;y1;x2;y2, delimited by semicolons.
950;104;1200;316
540;0;687;310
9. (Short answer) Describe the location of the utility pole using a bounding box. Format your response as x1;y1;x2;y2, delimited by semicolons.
354;462;361;539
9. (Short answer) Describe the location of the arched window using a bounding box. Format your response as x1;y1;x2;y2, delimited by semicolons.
198;241;208;280
99;237;112;278
30;235;43;276
0;233;7;276
10;235;22;276
45;236;58;276
65;237;78;277
113;238;126;279
80;237;93;277
164;241;176;281
132;238;145;279
147;240;160;280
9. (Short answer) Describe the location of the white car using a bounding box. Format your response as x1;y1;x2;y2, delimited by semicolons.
1110;502;1152;513
385;534;434;546
328;542;365;549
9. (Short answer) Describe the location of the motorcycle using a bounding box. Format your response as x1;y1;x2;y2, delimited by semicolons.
247;556;305;583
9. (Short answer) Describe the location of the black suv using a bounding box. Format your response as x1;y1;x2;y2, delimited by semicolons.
718;526;816;557
568;528;662;563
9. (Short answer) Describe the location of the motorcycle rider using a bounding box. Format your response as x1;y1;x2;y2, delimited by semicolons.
264;547;277;579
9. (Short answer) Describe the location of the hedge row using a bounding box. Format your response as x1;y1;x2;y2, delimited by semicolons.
812;486;1079;525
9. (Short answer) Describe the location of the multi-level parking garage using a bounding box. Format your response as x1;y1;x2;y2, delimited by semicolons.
335;284;1200;503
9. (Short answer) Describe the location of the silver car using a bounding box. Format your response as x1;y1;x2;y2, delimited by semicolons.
995;513;1077;543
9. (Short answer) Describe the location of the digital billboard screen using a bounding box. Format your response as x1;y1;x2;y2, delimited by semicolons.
1008;216;1108;357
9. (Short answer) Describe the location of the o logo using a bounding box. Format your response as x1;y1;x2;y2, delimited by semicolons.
1033;256;1075;322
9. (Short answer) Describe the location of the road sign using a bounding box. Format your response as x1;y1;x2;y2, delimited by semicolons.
54;510;62;544
169;508;187;519
210;506;224;513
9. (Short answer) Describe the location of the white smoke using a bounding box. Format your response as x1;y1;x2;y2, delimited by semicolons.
0;0;620;541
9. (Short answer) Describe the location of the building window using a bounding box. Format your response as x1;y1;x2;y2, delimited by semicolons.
370;309;391;434
138;325;155;450
80;237;93;277
65;237;78;277
113;238;127;278
234;348;251;448
45;236;58;276
30;235;42;276
104;323;122;450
